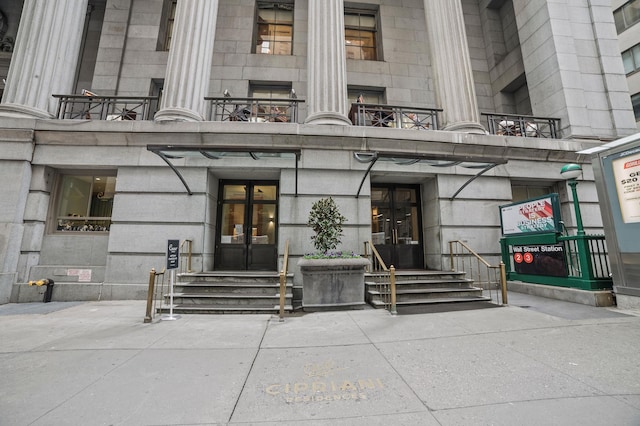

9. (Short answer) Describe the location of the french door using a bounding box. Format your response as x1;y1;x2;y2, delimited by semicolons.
371;185;424;269
215;181;278;270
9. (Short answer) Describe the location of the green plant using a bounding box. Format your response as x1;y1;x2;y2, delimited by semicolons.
307;197;347;253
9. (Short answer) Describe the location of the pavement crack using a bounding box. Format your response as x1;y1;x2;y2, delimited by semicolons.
227;316;270;424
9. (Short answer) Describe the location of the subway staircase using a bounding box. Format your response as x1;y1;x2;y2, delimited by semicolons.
365;270;491;309
158;271;293;315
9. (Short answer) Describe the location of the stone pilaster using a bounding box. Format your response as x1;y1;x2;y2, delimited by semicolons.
305;0;351;125
424;0;485;133
155;0;218;122
0;0;88;119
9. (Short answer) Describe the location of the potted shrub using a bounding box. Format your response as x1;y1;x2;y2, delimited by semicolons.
298;197;370;310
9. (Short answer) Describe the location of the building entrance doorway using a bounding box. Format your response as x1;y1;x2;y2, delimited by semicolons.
215;181;278;270
371;185;424;269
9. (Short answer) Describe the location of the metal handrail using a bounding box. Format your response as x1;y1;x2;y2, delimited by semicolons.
144;268;166;323
363;240;396;315
363;240;389;272
279;239;290;321
206;97;304;123
350;103;442;130
180;239;193;274
481;112;561;139
449;240;507;305
53;94;158;120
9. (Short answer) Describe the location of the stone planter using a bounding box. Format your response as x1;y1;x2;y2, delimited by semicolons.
298;257;371;311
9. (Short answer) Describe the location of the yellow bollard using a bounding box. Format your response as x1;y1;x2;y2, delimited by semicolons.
144;269;156;323
499;262;508;305
279;270;286;321
390;265;397;315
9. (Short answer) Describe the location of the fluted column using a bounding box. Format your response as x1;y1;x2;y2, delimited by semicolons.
424;0;485;133
0;0;88;119
155;0;218;122
305;0;351;125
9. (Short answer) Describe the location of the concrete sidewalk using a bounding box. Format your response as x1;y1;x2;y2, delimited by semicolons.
1;294;639;426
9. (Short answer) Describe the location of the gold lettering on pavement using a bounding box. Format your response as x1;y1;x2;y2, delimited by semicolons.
265;360;385;404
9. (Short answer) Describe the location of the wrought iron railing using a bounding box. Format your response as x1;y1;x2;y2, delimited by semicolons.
558;234;611;280
350;103;441;130
206;97;303;123
449;240;507;305
482;112;561;138
279;239;290;321
54;94;158;120
363;240;397;314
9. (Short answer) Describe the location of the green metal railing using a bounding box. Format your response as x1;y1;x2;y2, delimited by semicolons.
558;234;611;280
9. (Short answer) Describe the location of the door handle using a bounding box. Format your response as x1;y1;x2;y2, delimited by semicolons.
393;229;398;244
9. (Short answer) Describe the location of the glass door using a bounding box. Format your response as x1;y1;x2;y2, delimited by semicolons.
216;182;278;270
371;185;423;269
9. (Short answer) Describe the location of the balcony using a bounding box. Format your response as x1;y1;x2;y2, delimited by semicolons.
349;103;441;130
482;112;561;139
51;94;561;140
54;94;157;121
206;97;304;123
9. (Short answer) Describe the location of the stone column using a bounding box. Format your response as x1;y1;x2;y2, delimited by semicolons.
305;0;351;125
155;0;218;122
0;0;88;119
424;0;485;133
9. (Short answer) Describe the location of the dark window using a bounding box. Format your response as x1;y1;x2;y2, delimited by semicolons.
631;93;640;120
511;184;552;202
345;9;379;61
255;2;294;55
622;43;640;75
614;0;640;34
158;0;177;51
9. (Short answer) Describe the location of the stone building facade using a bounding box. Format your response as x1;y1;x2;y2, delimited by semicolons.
0;0;636;304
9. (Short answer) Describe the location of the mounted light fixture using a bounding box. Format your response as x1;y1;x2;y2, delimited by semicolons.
353;151;378;163
560;163;582;181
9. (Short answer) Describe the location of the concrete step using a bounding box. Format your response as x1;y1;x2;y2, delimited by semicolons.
369;295;491;308
165;271;294;314
178;272;288;285
158;304;292;315
366;279;474;290
175;282;292;295
169;292;292;306
365;269;494;311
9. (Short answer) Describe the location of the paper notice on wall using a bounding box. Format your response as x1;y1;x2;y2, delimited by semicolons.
612;152;640;223
67;269;92;282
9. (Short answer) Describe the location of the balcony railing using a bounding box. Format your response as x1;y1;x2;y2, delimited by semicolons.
349;103;441;130
206;97;303;123
54;94;158;121
482;112;561;138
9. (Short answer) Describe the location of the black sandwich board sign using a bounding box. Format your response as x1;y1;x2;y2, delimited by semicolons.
167;239;179;270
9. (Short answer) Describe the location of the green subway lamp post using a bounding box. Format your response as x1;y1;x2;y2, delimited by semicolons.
560;163;585;236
